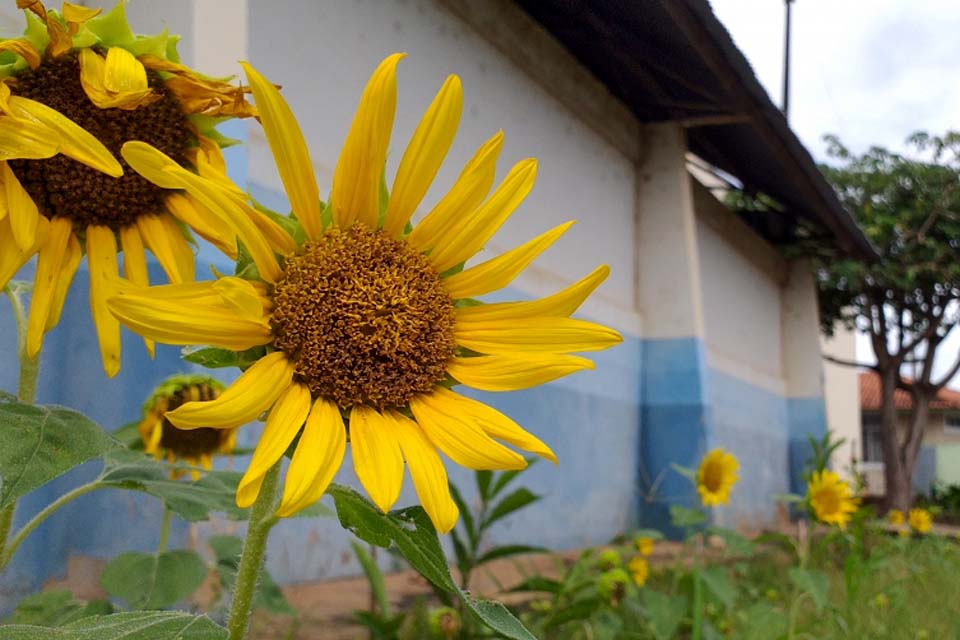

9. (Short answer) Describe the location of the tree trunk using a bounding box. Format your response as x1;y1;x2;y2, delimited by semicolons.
902;392;932;501
879;368;911;512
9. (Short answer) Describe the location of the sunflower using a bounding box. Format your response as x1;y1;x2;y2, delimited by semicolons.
806;470;858;529
635;536;654;556
888;508;904;526
908;507;932;534
138;373;237;479
107;53;621;533
627;555;649;587
696;448;739;507
0;0;259;377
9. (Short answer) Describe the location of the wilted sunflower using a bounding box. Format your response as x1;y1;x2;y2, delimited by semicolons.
138;373;237;479
908;507;932;534
0;0;259;376
696;447;739;507
806;470;858;529
107;53;621;533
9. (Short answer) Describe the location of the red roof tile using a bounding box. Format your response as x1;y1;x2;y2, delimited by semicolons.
859;372;960;411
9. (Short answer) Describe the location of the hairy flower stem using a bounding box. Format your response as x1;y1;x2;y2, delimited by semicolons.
691;533;703;640
227;461;281;640
157;505;172;554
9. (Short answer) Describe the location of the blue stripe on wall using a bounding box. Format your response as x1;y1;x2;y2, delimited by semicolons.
786;397;827;495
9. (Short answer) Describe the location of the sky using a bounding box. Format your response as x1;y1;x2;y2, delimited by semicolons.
709;0;960;383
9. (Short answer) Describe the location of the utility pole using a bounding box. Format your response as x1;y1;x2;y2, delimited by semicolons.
782;0;794;120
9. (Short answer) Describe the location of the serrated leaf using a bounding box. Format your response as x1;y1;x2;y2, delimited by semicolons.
100;550;207;610
788;567;829;613
327;483;535;640
208;535;293;615
9;591;112;627
483;488;540;530
0;397;118;507
0;611;227;639
476;544;546;566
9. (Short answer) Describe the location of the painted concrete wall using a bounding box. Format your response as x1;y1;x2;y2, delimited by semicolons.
821;327;861;479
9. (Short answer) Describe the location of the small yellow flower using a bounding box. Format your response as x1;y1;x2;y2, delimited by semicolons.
627;555;649;587
806;470;859;529
697;448;739;507
908;508;932;534
889;509;904;526
635;536;654;556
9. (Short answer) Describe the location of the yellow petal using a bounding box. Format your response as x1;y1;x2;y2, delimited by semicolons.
455;317;622;354
446;354;595;392
443;221;574;299
212;277;265;322
0;114;58;161
236;383;311;508
166;352;295;430
455;265;610;322
77;48;158;110
409;392;527;471
164;193;238;258
107;291;272;350
382;75;462;237
350;405;404;513
389;410;459;533
1;161;39;250
43;231;81;332
0;39;40;70
25;217;71;357
8;95;123;176
103;47;148;93
277;397;346;517
137;214;195;284
240;62;322;241
62;2;101;27
426;158;537;273
407;131;503;252
247;205;298;256
430;387;556;464
331;53;404;229
86;225;121;377
119;225;154;357
0;213;42;289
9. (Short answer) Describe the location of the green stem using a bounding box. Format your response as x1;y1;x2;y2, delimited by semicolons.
691;533;703;640
0;482;104;571
227;462;282;640
157;505;172;554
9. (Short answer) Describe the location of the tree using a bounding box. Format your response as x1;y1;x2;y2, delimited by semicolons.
817;132;960;511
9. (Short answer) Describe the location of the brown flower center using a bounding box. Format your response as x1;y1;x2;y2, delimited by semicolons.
156;382;225;458
270;224;457;410
8;52;192;231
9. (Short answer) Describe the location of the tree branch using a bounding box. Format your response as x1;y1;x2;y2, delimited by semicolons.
822;354;876;370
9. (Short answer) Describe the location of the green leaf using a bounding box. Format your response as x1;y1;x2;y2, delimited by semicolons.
489;461;536;499
0;611;227;639
111;422;144;450
630;528;666;540
0;396;118;508
97;450;247;522
476;544;546;566
327;483;536;640
448;482;477;549
641;590;687;640
706;527;754;557
100;550;206;610
9;591;112;627
475;470;493;502
250;199;306;246
208;535;294;615
507;576;563;595
699;566;738;609
669;505;706;528
483;488;540;530
544;597;602;628
773;492;805;504
670;463;697;482
788;567;829;613
351;542;390;617
180;345;266;370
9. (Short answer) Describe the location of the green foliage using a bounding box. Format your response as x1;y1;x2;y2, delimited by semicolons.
0;394;118;508
806;430;846;481
8;591;112;627
0;611;227;639
208;535;294;616
100;550;207;610
180;345;266;371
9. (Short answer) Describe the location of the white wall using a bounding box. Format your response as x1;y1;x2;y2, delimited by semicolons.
821;327;861;477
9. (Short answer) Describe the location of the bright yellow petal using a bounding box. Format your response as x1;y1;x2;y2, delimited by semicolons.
43;231;81;333
406;131;503;252
331;53;404;229
389;410;459;533
455;265;610;322
77;48;158;110
425;158;537;273
103;47;148;93
247;206;299;256
240;62;322;241
277;397;347;517
212;277;265;322
0;114;58;161
350;405;404;513
430;387;556;464
137;214;195;284
61;2;101;27
443;221;574;299
0;39;40;70
409;392;526;471
8;96;123;176
0;213;42;289
86;225;121;377
25;217;71;357
446;354;595;392
119;225;154;357
382;75;462;237
0;161;39;250
455;317;622;354
166;352;295;430
236;382;311;508
164;193;238;259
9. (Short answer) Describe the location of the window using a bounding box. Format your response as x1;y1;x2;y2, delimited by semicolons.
945;414;960;435
862;413;884;463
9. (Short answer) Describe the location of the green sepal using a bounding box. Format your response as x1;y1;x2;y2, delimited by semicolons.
84;1;135;48
251;198;306;246
165;33;182;62
22;11;51;54
125;28;172;58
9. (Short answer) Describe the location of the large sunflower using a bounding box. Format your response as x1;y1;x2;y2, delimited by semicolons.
107;54;622;533
0;0;259;376
806;470;858;529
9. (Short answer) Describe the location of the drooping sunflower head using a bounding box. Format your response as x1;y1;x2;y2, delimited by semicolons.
0;0;257;377
108;53;622;533
696;447;739;507
138;373;236;479
627;555;649;588
806;470;859;529
908;507;932;534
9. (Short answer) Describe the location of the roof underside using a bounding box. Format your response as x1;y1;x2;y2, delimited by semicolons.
515;0;874;258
